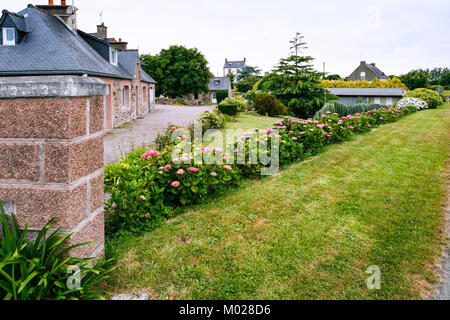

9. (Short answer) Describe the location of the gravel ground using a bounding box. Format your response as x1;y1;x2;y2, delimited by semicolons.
104;104;215;164
434;177;450;300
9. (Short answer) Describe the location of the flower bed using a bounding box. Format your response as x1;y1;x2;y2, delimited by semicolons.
105;107;418;235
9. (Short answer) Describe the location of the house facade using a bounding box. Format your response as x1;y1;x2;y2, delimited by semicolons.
207;77;232;104
0;2;156;130
326;88;406;106
347;61;388;81
223;58;246;82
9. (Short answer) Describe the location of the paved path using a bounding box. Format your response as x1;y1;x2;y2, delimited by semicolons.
104;104;215;164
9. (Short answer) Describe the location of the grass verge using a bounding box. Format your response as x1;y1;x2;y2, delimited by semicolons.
103;103;450;300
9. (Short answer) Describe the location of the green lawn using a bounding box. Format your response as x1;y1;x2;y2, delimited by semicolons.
225;113;283;131
104;103;450;300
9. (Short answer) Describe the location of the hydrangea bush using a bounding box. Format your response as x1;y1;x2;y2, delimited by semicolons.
395;97;428;111
105;107;417;234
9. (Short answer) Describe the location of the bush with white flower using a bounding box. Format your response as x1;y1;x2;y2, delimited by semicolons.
395;97;428;111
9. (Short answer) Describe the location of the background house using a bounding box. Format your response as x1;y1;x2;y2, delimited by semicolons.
223;58;246;82
207;77;232;104
0;1;156;130
347;61;389;81
326;88;406;105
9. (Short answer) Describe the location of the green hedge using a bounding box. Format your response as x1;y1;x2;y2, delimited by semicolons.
314;101;388;118
218;104;238;116
253;92;288;116
216;90;229;104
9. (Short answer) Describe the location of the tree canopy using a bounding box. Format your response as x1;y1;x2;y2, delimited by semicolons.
258;32;327;118
141;46;213;98
399;68;450;90
237;66;262;81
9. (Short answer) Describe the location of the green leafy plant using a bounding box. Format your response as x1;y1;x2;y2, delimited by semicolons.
105;105;416;235
253;92;288;116
404;88;443;109
218;104;238;116
0;201;114;300
221;95;248;112
215;90;229;104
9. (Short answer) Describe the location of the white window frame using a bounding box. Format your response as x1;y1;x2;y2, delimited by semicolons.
122;87;128;108
2;28;16;46
109;47;118;66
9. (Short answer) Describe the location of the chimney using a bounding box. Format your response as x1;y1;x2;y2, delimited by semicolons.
244;57;246;63
225;58;228;63
37;2;78;31
371;63;376;66
360;61;366;65
97;23;107;40
111;38;128;50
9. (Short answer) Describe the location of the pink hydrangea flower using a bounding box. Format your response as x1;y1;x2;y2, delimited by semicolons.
181;135;189;139
165;165;173;170
233;149;239;153
223;156;229;161
188;167;199;173
267;128;274;134
223;165;232;171
179;156;189;162
201;147;211;153
171;181;180;188
159;166;165;170
210;172;217;177
214;147;223;153
317;124;325;129
310;129;315;132
348;126;354;130
177;169;185;175
292;137;298;141
299;132;306;135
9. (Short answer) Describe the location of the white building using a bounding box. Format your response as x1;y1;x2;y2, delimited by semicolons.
223;58;246;82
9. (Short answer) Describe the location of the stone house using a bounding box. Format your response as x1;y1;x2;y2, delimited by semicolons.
0;1;156;130
207;77;232;104
223;58;246;82
347;61;389;81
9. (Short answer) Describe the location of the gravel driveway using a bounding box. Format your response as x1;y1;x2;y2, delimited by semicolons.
104;104;215;164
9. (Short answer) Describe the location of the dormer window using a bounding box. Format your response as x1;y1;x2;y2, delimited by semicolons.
214;79;220;85
2;28;15;46
110;47;118;66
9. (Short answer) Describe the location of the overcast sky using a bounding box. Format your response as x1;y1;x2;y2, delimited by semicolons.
7;0;450;77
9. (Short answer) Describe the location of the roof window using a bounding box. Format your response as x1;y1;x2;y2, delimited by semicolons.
2;27;15;46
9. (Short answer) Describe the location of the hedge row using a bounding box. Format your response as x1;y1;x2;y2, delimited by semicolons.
105;106;419;235
314;101;388;117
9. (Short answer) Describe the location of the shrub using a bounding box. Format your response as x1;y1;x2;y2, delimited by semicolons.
404;88;442;109
395;97;428;111
198;110;228;131
314;101;387;117
215;90;229;104
253;92;288;116
245;90;257;104
221;95;248;112
235;76;261;93
0;202;114;300
321;77;409;91
105;106;414;234
218;104;238;117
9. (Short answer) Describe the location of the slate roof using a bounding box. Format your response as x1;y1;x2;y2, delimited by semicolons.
326;88;406;97
0;10;29;32
0;5;155;83
208;77;231;91
366;63;388;79
224;60;245;69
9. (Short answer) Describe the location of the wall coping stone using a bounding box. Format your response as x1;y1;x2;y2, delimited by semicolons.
0;76;107;98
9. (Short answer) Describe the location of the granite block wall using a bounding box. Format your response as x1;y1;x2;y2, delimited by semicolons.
0;76;107;258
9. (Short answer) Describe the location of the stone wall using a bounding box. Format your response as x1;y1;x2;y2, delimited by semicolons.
0;76;107;258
